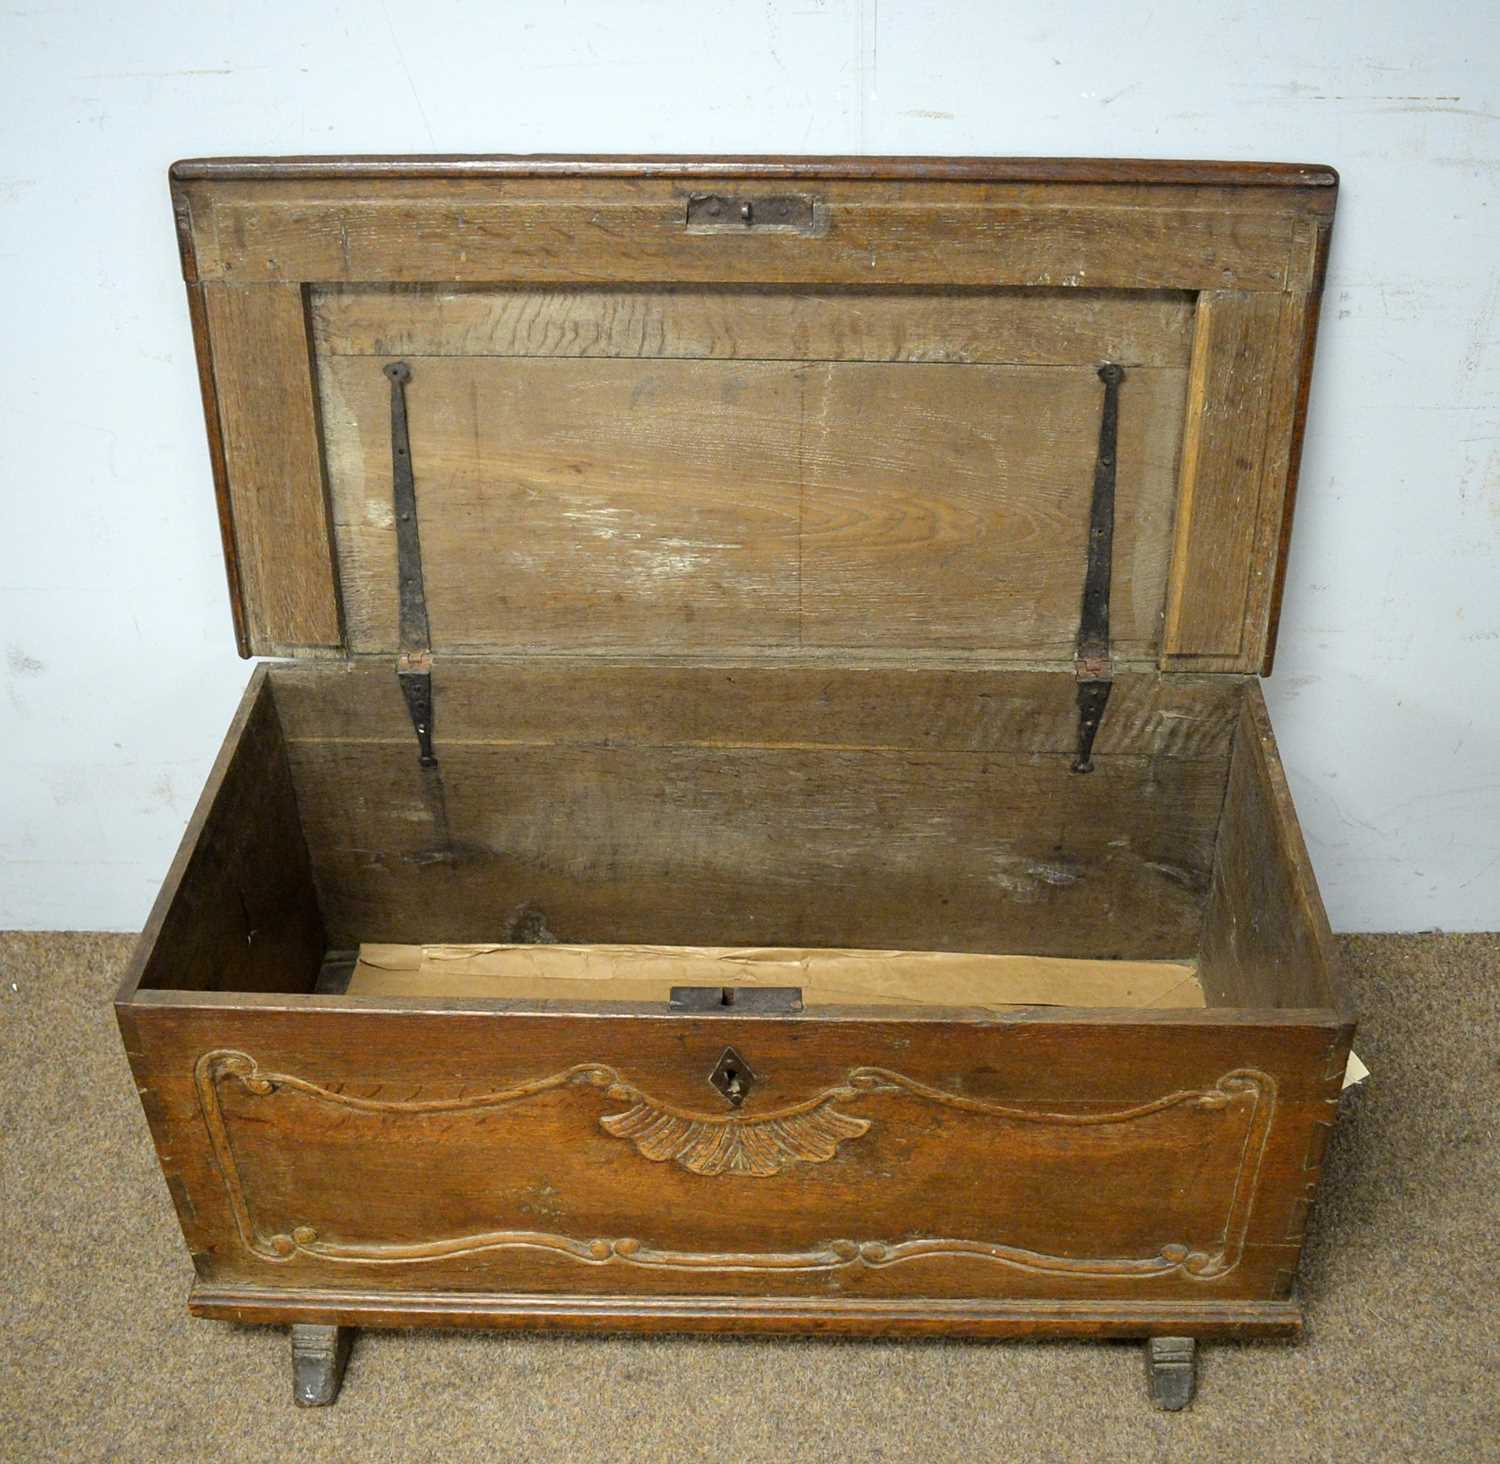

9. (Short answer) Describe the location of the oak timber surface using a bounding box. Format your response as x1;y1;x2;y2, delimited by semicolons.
292;740;1224;954
177;176;1321;291
131;670;324;995
123;1001;1338;1303
311;285;1195;366
202;284;341;652
269;663;1239;955
313;290;1190;658
179;160;1333;667
171;155;1341;185
1199;688;1340;1010
266;660;1244;757
135;158;1348;1364
1163;291;1285;667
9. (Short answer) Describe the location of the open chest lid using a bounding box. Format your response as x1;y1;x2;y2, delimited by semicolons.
172;155;1335;676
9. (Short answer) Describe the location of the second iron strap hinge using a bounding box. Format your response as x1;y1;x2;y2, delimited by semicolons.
385;361;437;767
1073;363;1124;774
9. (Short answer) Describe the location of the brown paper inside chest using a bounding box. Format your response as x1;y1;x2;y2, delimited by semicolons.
344;943;1205;1010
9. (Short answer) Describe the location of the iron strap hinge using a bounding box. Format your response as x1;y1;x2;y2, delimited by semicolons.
1073;363;1124;774
385;361;436;767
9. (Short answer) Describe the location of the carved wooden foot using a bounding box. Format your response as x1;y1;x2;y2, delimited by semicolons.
1145;1336;1197;1410
291;1324;354;1407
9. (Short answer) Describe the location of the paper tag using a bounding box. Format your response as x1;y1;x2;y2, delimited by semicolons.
1342;1050;1369;1090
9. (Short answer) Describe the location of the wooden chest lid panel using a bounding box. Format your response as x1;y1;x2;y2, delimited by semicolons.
172;156;1335;671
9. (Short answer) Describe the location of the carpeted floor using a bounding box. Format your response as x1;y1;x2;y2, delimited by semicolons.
2;932;1496;1462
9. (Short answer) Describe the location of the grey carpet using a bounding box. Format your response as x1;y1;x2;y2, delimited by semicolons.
2;932;1495;1462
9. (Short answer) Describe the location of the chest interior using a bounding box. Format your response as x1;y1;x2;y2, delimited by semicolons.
140;160;1340;1015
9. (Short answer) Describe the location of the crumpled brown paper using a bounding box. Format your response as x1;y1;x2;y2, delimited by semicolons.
348;942;1205;1011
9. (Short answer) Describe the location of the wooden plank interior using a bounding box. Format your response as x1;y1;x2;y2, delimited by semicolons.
1262;217;1335;673
311;284;1195;366
269;663;1240;961
183;283;250;655
201;283;343;654
268;657;1244;756
175;174;1320;291
171;162;1335;671
291;743;1225;956
314;287;1191;658
1161;290;1288;671
1197;684;1342;1010
124;670;325;996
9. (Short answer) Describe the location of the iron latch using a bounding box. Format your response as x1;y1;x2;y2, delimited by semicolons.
669;985;805;1013
686;194;818;234
1073;363;1124;773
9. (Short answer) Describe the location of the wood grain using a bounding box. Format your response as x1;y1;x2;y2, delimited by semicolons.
269;662;1236;958
128;155;1350;1349
798;359;1185;650
1264;221;1335;673
202;283;343;653
173;160;1335;672
266;659;1245;761
189;1049;1272;1250
118;669;324;999
320;354;799;653
284;740;1226;957
175;176;1310;291
316;354;1187;656
1161;291;1286;670
186;1286;1306;1339
171;154;1340;188
123;1000;1344;1308
183;284;249;655
311;285;1195;367
1198;685;1345;1012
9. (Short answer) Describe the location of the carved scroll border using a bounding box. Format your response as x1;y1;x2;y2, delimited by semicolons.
194;1050;1276;1281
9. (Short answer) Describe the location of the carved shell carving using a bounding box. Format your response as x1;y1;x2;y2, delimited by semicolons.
599;1096;871;1177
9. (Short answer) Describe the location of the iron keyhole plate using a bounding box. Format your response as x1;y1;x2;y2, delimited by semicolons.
710;1046;756;1107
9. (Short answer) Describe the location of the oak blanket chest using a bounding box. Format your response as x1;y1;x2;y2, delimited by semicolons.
117;155;1354;1410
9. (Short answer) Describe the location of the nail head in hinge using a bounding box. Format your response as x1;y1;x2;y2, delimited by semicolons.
686;194;818;234
1073;363;1124;774
398;660;436;768
385;361;436;767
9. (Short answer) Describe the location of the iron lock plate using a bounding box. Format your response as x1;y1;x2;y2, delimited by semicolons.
709;1046;757;1107
685;194;819;234
669;985;805;1013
